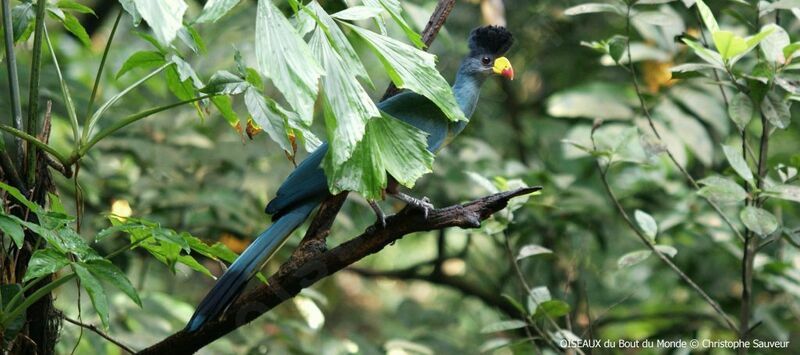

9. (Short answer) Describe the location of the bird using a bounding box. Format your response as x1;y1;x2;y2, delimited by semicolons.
185;25;515;332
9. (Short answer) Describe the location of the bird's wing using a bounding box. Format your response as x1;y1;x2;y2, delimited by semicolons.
378;91;450;152
264;142;329;219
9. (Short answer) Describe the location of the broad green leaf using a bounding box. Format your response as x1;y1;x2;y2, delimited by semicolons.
764;184;800;203
0;214;24;248
534;300;571;319
1;285;25;343
618;250;652;268
195;0;243;23
211;95;240;127
527;286;551;314
344;23;465;122
116;51;166;79
682;38;724;66
760;24;790;63
11;3;35;43
85;260;142;306
165;65;196;101
712;31;747;60
72;263;110;328
255;0;322;122
363;0;424;48
695;0;719;33
177;254;213;277
697;175;748;203
728;92;753;130
0;182;39;212
324;113;433;200
244;87;293;153
118;0;142;26
634;210;658;241
721;144;754;185
564;3;622;16
23;249;70;282
761;91;791;129
60;12;91;47
782;42;800;61
740;206;779;237
310;27;379;165
307;2;372;84
332;5;384;21
201;70;248;95
480;320;528;333
516;245;553;260
608;35;627;63
132;0;187;45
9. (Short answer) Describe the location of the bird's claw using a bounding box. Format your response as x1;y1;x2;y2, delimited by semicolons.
392;192;434;219
369;200;387;228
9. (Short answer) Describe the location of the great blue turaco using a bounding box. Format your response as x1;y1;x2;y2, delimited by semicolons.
186;25;515;332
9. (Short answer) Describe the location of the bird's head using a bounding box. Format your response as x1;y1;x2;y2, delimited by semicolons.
464;25;514;80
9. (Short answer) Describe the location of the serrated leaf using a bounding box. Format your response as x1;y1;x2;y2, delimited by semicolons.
697;175;748;203
244;87;293;152
362;0;423;48
307;2;372;85
0;214;24;248
480;320;528;333
195;0;242;23
740;206;779;237
72;262;110;329
116;51;166;79
255;0;322;122
344;23;465;122
634;210;658;241
516;245;553;260
84;259;142;307
728;92;754;130
132;0;187;45
761;91;791;129
310;27;380;166
23;249;70;282
721;144;754;185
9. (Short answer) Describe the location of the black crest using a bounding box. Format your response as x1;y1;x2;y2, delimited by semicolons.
468;25;514;56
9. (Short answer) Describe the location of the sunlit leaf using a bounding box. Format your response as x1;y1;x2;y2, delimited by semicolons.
634;210;658;241
244;87;293;153
132;0;187;45
195;0;243;23
362;0;424;48
760;24;790;63
564;3;623;16
332;5;384;21
516;245;553;260
694;0;719;33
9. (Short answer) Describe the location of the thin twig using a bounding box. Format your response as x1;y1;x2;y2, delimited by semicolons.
61;314;135;354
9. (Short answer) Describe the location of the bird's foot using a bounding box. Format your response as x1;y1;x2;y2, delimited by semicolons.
391;192;434;219
369;200;387;228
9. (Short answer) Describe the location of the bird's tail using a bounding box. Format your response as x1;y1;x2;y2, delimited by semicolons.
185;201;318;332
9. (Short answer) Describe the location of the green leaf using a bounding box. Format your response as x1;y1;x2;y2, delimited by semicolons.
132;0;187;45
764;184;800;203
564;3;623;16
213;96;243;130
634;210;658;241
516;245;553;260
165;65;196;101
84;260;142;307
202;70;248;95
760;24;790;63
721;144;754;185
695;0;720;33
56;1;96;15
23;249;70;282
527;286;551;314
480;320;528;333
697;175;748;203
306;2;372;85
0;214;24;248
116;51;166;79
195;0;243;23
533;300;571;319
712;31;748;60
608;35;627;63
310;27;380;166
740;206;779;237
72;263;110;329
682;38;724;67
782;42;800;61
332;6;384;21
363;0;424;48
1;284;25;343
0;182;39;212
255;0;322;122
344;23;465;122
244;87;293;152
118;0;142;26
617;250;652;268
761;91;791;129
11;3;35;43
324;113;434;200
58;12;91;46
728;92;754;131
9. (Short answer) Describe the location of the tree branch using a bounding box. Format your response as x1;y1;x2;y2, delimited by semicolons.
60;313;135;354
138;187;541;354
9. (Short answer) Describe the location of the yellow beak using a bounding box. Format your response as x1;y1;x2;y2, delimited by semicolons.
492;56;514;80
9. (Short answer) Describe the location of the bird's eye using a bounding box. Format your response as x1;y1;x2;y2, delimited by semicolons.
481;56;491;65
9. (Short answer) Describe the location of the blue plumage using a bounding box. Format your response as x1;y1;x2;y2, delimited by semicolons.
185;26;513;332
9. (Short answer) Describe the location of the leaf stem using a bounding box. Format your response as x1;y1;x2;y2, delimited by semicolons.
0;124;68;164
86;9;123;119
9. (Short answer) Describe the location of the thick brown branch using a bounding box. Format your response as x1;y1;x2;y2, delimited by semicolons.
138;187;540;354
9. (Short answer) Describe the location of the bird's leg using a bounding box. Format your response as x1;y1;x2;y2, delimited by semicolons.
368;200;387;228
389;191;434;219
